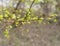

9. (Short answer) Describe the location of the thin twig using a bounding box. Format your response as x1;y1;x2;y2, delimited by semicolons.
14;0;21;10
24;0;35;19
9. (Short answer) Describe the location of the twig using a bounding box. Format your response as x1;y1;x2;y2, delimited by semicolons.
14;0;21;10
24;0;35;19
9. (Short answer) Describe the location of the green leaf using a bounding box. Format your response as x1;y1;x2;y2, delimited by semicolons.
15;21;19;26
53;19;58;22
51;14;57;17
11;14;16;19
27;15;31;20
40;17;44;20
47;17;52;20
4;14;9;18
0;15;3;20
3;29;9;39
9;25;13;29
5;10;10;14
38;20;43;24
27;21;31;24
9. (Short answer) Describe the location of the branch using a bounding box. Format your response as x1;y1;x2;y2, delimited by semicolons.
24;0;35;19
29;0;35;11
14;0;21;10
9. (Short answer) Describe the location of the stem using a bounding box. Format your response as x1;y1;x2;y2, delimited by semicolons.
24;0;35;19
14;0;21;10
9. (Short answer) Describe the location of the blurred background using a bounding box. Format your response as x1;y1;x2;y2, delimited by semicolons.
0;0;60;46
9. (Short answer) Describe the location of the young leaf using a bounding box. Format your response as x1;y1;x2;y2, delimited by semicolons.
0;15;3;20
3;29;9;39
11;14;16;19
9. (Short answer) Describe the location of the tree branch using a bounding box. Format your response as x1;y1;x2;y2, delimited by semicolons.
14;0;21;10
29;0;35;11
24;0;35;19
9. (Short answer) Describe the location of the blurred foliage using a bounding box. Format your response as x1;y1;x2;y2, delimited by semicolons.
3;29;10;39
0;0;60;39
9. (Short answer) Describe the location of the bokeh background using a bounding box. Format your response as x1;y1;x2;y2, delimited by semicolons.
0;0;60;46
